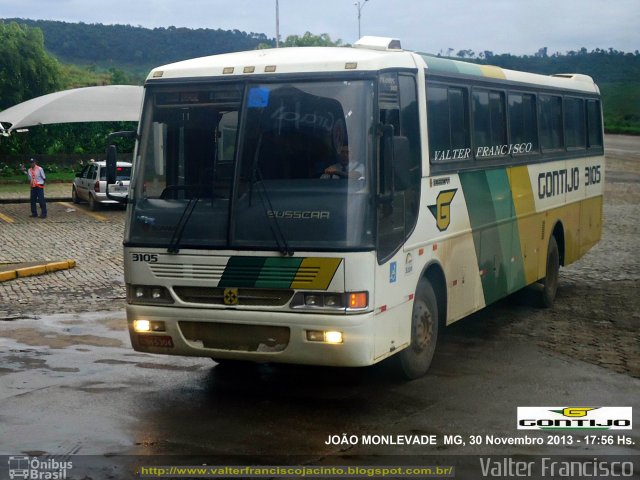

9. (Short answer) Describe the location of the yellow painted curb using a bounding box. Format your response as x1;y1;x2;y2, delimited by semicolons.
16;265;47;278
0;270;17;282
0;259;77;282
0;212;14;224
45;260;76;273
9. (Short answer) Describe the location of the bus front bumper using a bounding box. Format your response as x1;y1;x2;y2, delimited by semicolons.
127;305;378;367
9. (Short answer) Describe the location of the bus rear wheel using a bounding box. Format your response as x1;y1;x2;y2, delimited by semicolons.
540;235;560;308
397;280;439;379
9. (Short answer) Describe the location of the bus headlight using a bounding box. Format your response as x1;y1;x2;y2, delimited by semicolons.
304;294;322;306
133;319;166;332
306;330;344;344
133;319;150;332
290;292;368;312
127;285;174;305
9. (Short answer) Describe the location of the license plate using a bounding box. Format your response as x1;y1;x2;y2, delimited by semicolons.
111;185;127;193
137;334;174;348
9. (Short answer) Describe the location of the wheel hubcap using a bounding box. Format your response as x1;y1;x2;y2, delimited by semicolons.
412;300;433;352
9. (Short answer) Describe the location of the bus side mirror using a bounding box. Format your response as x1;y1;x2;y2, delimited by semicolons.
106;145;117;185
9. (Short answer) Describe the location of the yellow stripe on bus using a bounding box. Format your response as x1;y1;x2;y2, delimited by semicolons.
508;165;541;284
479;65;506;79
291;258;342;290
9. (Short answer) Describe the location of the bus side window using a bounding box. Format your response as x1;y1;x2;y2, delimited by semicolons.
426;83;470;163
473;89;507;158
586;99;603;148
508;92;539;153
539;94;564;151
564;97;586;149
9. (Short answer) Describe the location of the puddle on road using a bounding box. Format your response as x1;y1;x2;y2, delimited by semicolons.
1;327;123;348
94;358;204;372
99;316;128;331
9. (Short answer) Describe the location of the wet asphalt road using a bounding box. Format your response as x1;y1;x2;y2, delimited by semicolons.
1;309;639;478
1;136;639;479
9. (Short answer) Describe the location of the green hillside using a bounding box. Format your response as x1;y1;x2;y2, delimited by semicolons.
3;18;273;73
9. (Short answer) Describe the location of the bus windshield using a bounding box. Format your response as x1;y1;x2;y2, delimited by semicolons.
129;79;376;251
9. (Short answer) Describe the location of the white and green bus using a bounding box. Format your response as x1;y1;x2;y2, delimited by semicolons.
111;37;604;378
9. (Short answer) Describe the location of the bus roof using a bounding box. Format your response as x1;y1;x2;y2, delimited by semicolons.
147;45;418;80
419;54;599;94
147;37;598;94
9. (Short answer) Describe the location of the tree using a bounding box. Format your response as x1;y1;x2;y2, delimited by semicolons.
0;22;62;110
535;47;548;58
282;32;343;47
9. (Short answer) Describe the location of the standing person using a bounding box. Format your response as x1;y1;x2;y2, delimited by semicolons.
26;158;47;218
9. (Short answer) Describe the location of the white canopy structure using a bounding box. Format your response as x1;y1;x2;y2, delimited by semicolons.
0;85;143;133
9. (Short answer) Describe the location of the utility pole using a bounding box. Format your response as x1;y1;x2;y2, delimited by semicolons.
354;0;369;40
275;0;280;47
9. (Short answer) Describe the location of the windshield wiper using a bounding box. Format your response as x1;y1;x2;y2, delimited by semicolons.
167;186;201;254
248;137;293;257
253;167;294;256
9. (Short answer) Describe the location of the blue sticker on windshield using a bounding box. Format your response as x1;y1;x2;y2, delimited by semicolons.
248;87;270;108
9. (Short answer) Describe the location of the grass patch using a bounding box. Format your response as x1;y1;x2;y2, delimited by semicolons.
0;172;76;184
0;184;31;194
0;182;72;195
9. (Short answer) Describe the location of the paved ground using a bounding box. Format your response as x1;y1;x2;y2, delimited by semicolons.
0;201;126;318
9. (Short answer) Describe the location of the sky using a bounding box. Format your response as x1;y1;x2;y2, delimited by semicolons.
1;0;638;56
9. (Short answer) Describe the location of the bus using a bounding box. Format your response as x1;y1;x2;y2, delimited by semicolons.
109;36;604;378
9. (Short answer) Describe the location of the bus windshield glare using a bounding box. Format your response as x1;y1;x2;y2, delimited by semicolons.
129;79;376;251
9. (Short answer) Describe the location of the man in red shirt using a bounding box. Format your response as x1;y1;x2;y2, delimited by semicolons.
26;158;47;218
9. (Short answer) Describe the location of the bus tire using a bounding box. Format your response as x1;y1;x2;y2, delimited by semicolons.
540;235;560;308
397;280;439;379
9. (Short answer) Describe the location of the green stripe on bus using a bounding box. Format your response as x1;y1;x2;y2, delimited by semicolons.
219;256;305;288
256;257;303;288
460;169;526;305
486;169;527;293
218;256;267;287
422;55;503;79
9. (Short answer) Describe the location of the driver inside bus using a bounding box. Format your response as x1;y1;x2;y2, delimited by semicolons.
321;145;364;180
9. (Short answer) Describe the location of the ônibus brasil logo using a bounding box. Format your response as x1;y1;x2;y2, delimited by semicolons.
8;456;73;479
517;407;632;430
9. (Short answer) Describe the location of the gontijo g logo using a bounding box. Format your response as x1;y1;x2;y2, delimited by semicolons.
517;407;632;430
428;189;457;232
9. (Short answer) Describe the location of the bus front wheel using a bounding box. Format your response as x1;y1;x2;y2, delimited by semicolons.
397;280;439;379
540;235;560;308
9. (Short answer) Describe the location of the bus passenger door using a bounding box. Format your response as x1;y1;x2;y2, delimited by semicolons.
374;72;421;359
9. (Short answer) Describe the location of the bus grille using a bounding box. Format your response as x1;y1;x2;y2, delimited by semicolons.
150;263;225;280
173;286;294;306
179;321;290;352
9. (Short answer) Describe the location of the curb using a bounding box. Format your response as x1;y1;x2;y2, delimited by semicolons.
0;197;72;204
0;259;77;282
